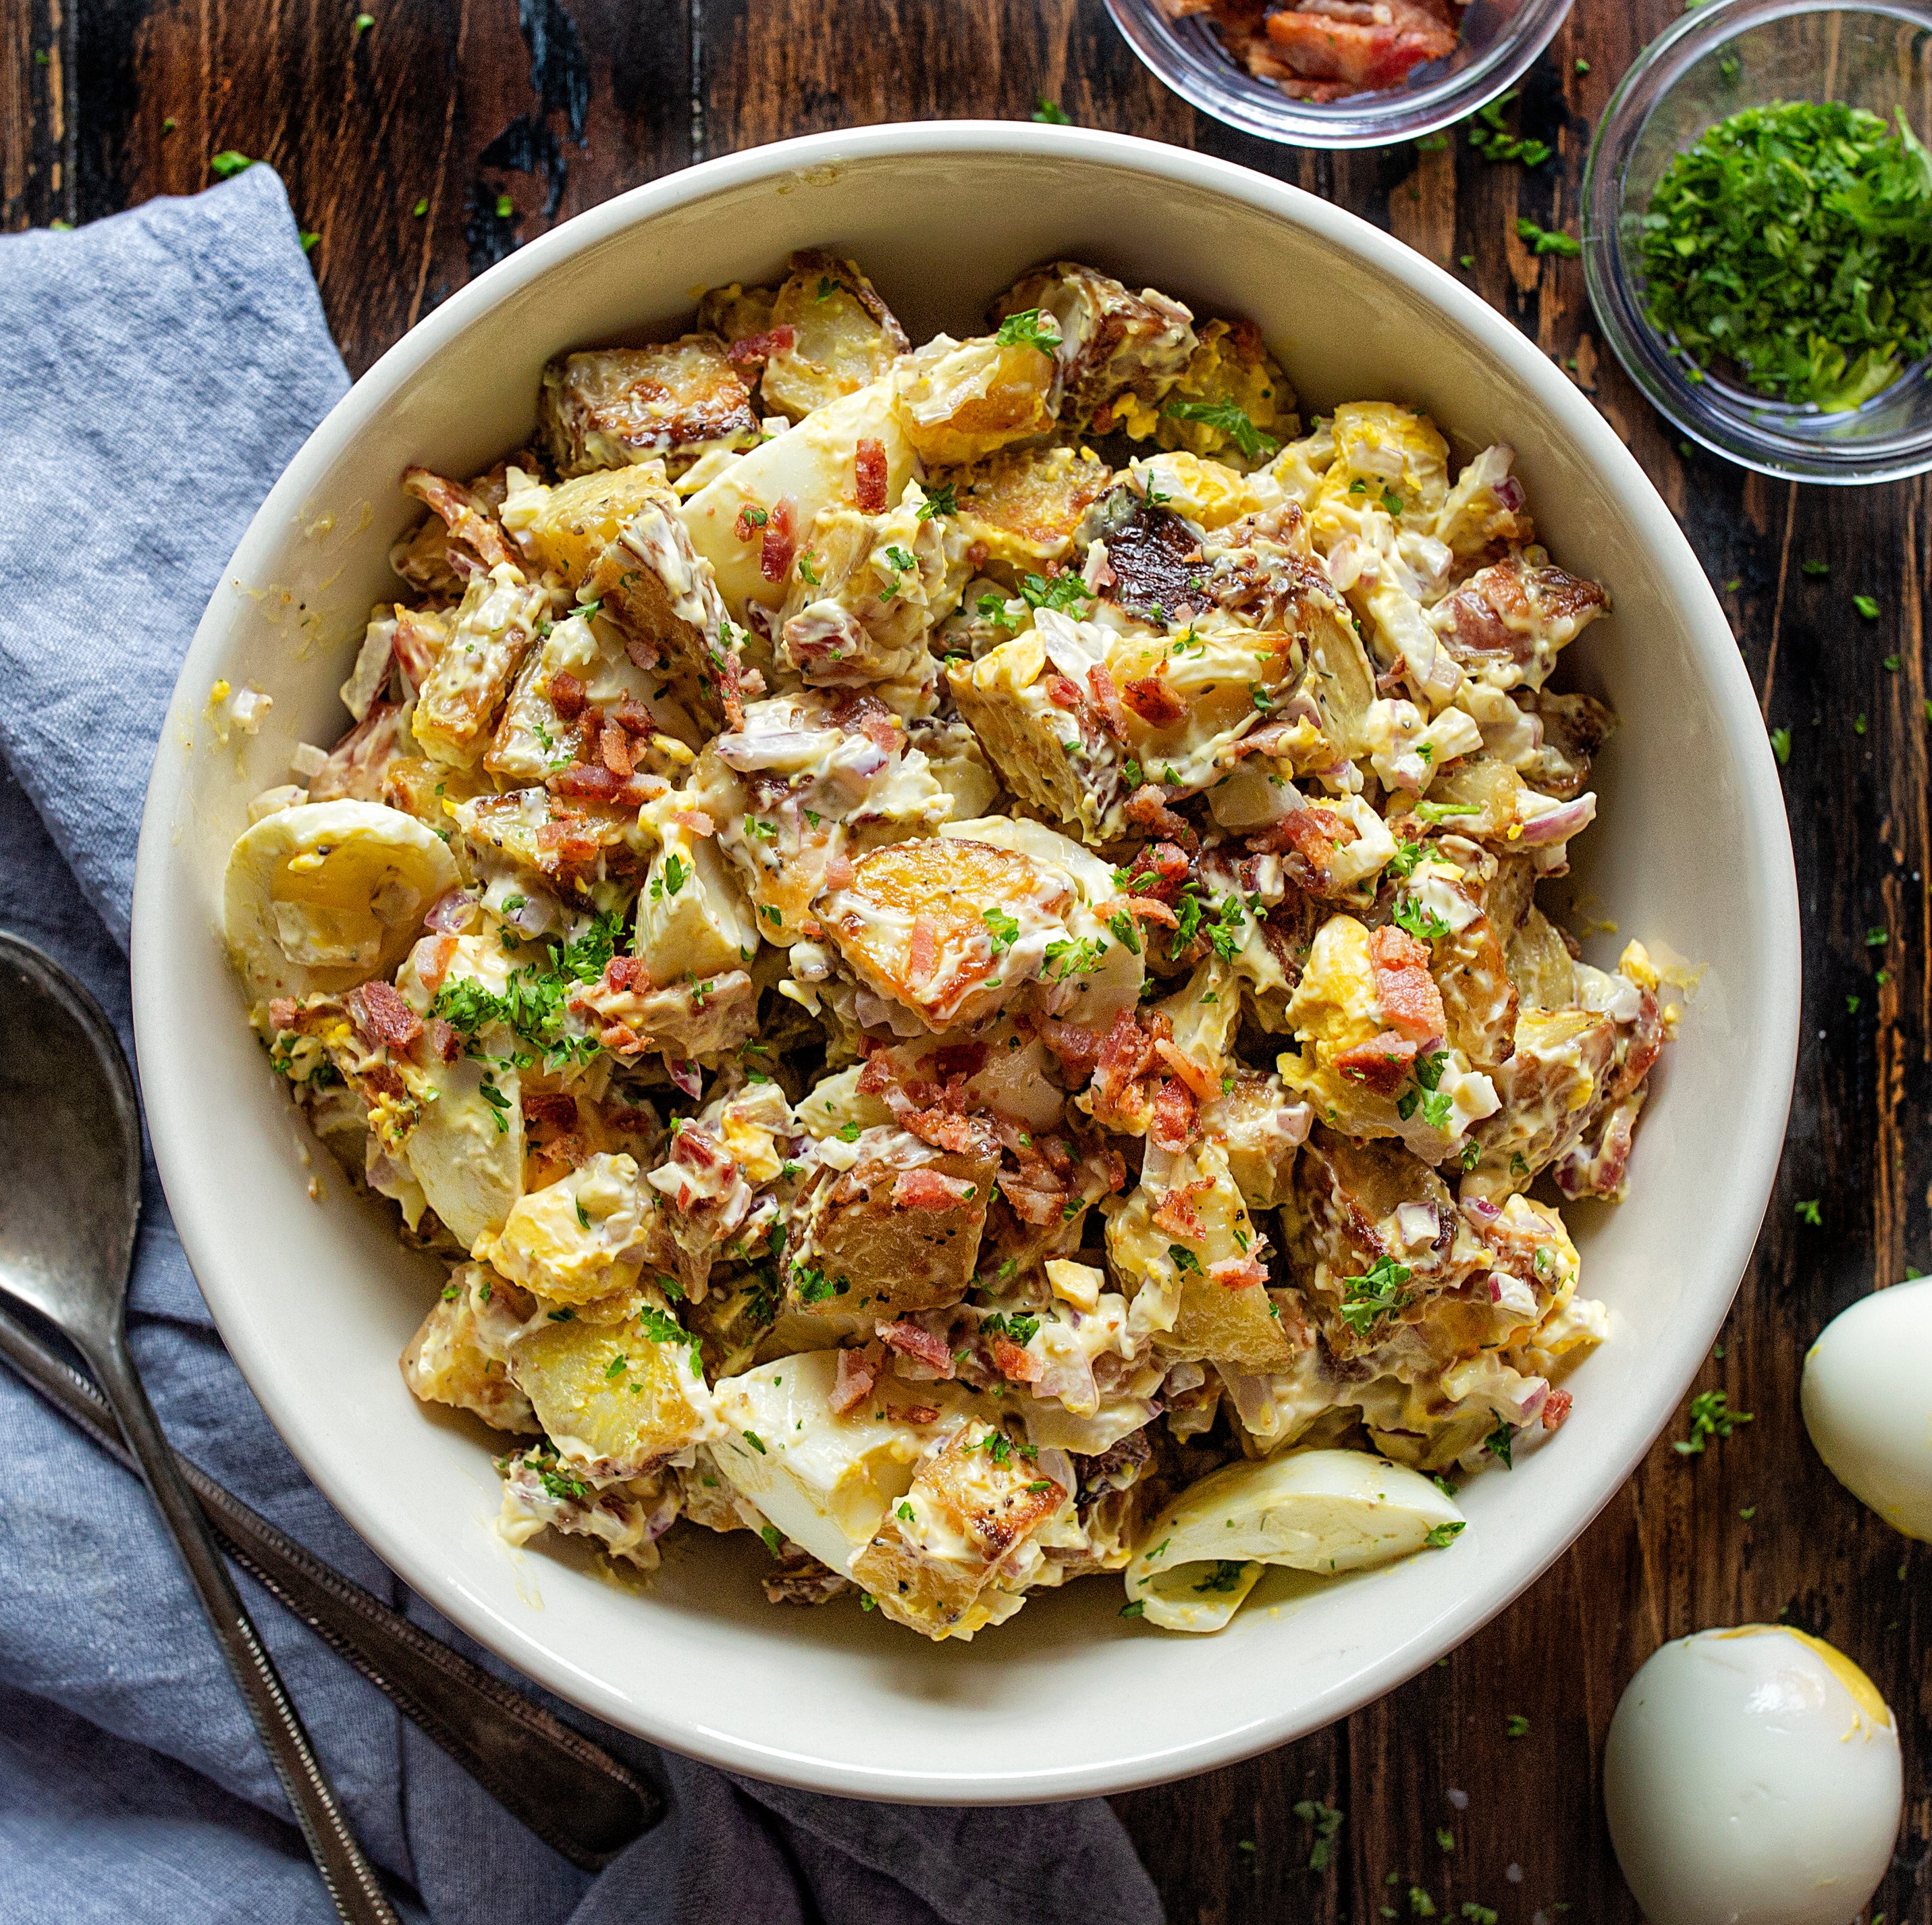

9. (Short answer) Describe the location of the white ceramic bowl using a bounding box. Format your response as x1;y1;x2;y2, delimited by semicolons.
131;123;1801;1804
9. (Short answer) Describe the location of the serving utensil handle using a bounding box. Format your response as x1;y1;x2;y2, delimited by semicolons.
85;1333;401;1925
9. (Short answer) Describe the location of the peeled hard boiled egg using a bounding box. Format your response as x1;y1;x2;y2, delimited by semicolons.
1604;1625;1901;1925
1802;1278;1932;1540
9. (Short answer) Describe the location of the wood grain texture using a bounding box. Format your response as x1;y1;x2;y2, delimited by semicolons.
6;1;1929;1917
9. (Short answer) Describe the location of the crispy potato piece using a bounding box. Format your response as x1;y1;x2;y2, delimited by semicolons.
1141;318;1295;469
1506;906;1578;1010
452;786;645;895
379;755;491;828
412;563;549;769
850;1422;1065;1639
991;261;1197;431
759;250;911;421
1459;1007;1618;1203
817;834;1074;1031
507;463;676;591
508;1307;712;1478
539;338;757;478
788;1125;1000;1320
400;1274;539;1433
938;445;1112;572
478;1152;656;1308
633;807;760;981
890;335;1057;466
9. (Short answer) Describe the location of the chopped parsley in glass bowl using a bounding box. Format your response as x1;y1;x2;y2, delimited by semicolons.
1584;0;1932;483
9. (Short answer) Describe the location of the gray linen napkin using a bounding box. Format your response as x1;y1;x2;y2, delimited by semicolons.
0;164;1164;1925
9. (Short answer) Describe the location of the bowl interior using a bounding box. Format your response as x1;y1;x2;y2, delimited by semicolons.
131;129;1799;1801
1585;1;1932;479
1104;0;1575;148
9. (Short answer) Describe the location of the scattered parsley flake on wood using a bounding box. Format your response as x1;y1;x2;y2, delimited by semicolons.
210;151;254;179
1675;1388;1753;1453
1638;101;1932;408
1516;217;1582;257
1031;97;1071;124
1769;726;1791;764
1854;593;1881;619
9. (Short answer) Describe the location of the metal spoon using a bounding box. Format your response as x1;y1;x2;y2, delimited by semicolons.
0;931;398;1925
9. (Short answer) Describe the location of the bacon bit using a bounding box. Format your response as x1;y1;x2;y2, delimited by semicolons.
1153;1039;1216;1104
878;1321;955;1376
666;1058;704;1100
391;607;445;690
1095;1008;1159;1093
549;671;587;721
547;761;622;801
601;1022;645;1057
1123;784;1196;845
424;1016;462;1064
424;890;475;935
990;1336;1041;1383
855;1052;892;1096
269;998;299;1031
907;915;938;984
1122;668;1185;726
1333;1030;1420;1095
522;1091;579;1131
1209;1255;1270;1291
1150;1075;1198;1152
892;1167;976;1212
858;709;898;755
600;720;635;780
621;631;661;674
904;1107;991;1156
966;540;988;570
853;438;888;514
823;852;854;891
759;497;797;584
1368;923;1445;1042
1034;1015;1102;1079
402;467;513;571
828;1347;878;1415
894;1403;941;1426
1152;1178;1210;1241
929;1041;988;1083
1044;673;1083;712
361;1062;406;1102
726;323;797;365
1541;1388;1574;1432
668;809;714;840
606;954;647;994
347;980;423;1053
1086;664;1130;740
610;697;655;736
1255;806;1352;890
1120;840;1193;900
1125;892;1179;929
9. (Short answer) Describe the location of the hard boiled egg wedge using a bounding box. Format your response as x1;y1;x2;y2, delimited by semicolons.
223;798;457;1006
1802;1277;1932;1540
1604;1625;1901;1925
1122;1448;1464;1633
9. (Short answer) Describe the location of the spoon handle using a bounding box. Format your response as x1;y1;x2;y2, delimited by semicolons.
0;1304;660;1868
87;1335;401;1925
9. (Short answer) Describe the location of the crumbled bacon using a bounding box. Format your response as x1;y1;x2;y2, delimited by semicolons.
1542;1388;1574;1432
1208;1256;1269;1291
269;998;299;1031
853;438;888;514
1035;1015;1102;1080
402;466;514;572
346;981;422;1054
549;671;587;721
423;1016;462;1064
361;1062;406;1102
545;762;658;807
522;1091;579;1131
907;915;938;983
1150;1075;1198;1152
1085;664;1130;740
1124;893;1179;929
990;1336;1041;1383
601;720;635;779
1122;668;1185;726
726;324;797;365
878;1321;955;1376
892;1167;977;1213
1153;1039;1216;1104
1333;1030;1419;1095
603;954;647;994
929;1041;988;1084
828;1346;878;1415
759;497;797;584
1152;1178;1210;1241
669;807;714;836
1044;673;1083;712
1123;784;1196;846
823;852;854;891
905;1108;991;1156
894;1403;941;1426
1254;805;1353;892
611;697;655;736
1368;923;1445;1042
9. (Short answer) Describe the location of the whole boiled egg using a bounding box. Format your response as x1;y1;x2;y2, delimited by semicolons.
1604;1626;1901;1925
1802;1278;1932;1540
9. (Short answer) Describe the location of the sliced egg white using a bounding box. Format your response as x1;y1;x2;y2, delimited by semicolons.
1123;1448;1464;1633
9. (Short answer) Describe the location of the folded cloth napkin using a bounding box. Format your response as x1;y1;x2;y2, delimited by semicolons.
0;166;1165;1925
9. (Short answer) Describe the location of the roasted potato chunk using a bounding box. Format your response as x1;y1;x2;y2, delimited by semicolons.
890;333;1057;466
938;445;1112;572
506;462;677;591
412;563;549;769
508;1307;712;1479
788;1124;1001;1320
850;1421;1066;1639
400;1267;539;1433
539;337;758;478
1143;318;1295;470
755;249;911;422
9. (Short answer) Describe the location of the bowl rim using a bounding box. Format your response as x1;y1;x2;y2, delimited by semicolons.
1582;0;1932;484
1101;0;1577;148
130;119;1802;1801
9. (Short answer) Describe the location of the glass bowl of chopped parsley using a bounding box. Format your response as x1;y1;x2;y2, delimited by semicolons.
1584;0;1932;482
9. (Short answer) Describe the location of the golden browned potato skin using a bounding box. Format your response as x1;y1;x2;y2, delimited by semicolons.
539;337;759;477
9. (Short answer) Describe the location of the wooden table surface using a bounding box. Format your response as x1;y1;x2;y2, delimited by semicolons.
7;1;1927;1918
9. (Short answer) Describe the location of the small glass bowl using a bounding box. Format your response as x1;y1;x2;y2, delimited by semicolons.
1584;0;1932;485
1102;0;1576;150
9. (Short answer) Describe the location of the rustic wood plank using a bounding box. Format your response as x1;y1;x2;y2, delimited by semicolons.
12;0;1931;1915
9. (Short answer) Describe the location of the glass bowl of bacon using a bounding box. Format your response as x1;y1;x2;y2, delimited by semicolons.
1104;0;1576;147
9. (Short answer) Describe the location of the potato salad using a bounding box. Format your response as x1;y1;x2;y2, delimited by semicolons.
225;251;1667;1641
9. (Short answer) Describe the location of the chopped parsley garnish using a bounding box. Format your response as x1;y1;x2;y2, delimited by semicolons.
1031;97;1072;125
651;852;690;900
1387;838;1425;879
1422;1521;1465;1550
1485;1419;1513;1468
742;1430;768;1455
917;482;958;519
604;1353;628;1379
1515;217;1581;258
1291;1799;1345;1872
1119;1600;1146;1619
1338;1254;1410;1335
1393;894;1450;944
1468;89;1551;167
1674;1388;1754;1455
1638;101;1932;408
1854;593;1881;619
982;906;1021;955
1169;1245;1203;1275
1191;1559;1248;1594
1795;1197;1823;1225
1107;909;1142;956
1161;396;1279;463
994;308;1061;356
981;1311;1041;1345
1017;570;1093;614
836;1121;861;1142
